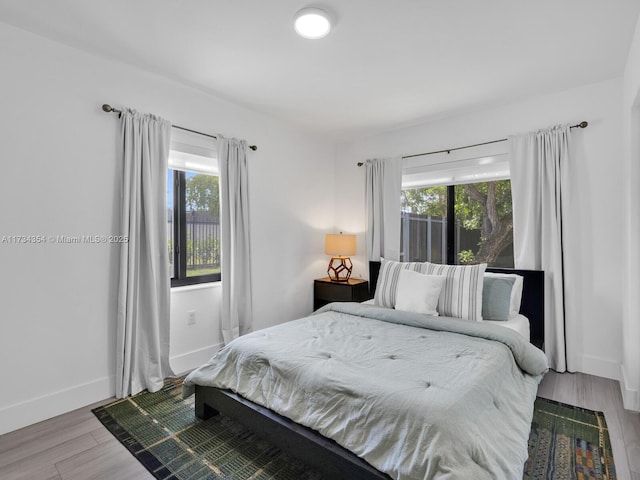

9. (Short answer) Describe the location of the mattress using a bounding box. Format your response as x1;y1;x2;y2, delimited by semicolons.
362;299;531;342
483;313;530;342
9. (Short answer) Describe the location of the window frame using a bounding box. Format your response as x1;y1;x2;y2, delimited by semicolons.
446;184;456;265
170;169;221;287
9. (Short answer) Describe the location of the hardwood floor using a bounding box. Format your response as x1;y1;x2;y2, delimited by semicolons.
537;370;640;480
1;371;638;479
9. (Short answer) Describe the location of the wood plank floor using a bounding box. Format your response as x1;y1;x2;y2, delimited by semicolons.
537;371;640;480
1;371;638;479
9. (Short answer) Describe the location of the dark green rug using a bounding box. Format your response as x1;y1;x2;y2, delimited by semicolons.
93;379;616;480
93;377;324;480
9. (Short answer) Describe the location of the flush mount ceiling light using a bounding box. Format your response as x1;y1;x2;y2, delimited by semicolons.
293;7;332;39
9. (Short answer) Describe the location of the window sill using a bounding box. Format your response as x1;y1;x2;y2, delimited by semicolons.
171;281;221;293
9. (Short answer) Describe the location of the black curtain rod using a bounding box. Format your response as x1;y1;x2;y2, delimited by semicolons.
356;121;588;166
102;104;258;151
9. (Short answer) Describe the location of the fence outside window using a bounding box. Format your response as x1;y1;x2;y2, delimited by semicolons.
401;212;509;266
168;211;221;276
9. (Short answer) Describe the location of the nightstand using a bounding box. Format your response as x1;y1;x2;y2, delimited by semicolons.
313;277;369;311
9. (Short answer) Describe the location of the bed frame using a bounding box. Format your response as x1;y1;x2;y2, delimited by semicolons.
195;261;544;479
195;386;390;479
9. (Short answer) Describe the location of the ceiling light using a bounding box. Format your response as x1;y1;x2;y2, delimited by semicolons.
294;7;332;39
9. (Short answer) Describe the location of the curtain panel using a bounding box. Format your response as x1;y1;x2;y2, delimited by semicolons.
509;124;571;372
364;157;402;261
116;109;174;398
218;136;253;344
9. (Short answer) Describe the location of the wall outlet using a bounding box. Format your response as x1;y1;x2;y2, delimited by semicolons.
187;310;196;325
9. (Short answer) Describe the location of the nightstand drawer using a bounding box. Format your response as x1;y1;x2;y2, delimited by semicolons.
313;277;369;311
315;282;354;302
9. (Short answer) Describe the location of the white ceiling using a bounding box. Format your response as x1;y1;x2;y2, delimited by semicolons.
1;0;639;139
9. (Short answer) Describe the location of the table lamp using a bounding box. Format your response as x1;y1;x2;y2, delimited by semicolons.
325;233;356;282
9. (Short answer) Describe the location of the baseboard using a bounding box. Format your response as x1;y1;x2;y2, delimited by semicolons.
577;354;621;381
620;364;640;411
0;375;114;435
170;343;223;376
0;345;223;435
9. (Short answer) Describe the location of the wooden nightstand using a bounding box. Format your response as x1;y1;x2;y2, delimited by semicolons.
313;277;369;311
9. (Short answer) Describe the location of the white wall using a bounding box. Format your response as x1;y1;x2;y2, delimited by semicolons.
335;78;625;382
0;22;334;434
622;14;640;411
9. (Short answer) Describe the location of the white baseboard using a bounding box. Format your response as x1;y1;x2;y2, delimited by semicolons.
0;344;223;436
578;354;621;381
0;376;114;435
170;343;223;376
620;364;640;411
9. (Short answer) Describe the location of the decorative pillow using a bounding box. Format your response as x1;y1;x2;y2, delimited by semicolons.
395;270;445;316
423;262;487;321
374;258;427;308
484;272;524;314
481;276;516;321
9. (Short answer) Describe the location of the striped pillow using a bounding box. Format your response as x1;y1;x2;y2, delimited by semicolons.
423;262;487;321
374;258;427;308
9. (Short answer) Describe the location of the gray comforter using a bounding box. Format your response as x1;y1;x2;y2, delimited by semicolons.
183;303;548;479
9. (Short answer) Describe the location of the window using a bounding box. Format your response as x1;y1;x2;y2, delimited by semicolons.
167;133;220;287
401;181;513;267
400;147;514;267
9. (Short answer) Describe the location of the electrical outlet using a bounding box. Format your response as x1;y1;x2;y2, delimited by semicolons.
187;310;196;325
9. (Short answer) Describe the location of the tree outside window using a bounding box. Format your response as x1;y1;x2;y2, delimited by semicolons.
401;180;513;267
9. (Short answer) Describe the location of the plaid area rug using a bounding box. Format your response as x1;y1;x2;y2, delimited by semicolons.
93;377;324;480
94;379;616;480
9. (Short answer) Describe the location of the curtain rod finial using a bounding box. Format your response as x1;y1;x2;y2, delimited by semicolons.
578;121;588;129
249;145;257;151
102;104;123;114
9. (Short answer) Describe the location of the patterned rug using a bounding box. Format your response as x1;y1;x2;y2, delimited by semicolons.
524;397;616;480
93;378;616;480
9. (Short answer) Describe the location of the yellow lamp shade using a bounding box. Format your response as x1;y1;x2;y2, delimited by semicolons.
325;233;356;256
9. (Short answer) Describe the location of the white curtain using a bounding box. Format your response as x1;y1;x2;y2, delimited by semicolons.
364;157;402;261
218;136;253;344
509;124;571;372
116;109;174;398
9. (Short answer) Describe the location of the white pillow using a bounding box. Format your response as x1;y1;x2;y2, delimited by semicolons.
423;262;487;321
484;272;524;314
395;270;445;316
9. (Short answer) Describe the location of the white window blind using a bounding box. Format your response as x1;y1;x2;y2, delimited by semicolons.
169;128;218;175
402;141;510;189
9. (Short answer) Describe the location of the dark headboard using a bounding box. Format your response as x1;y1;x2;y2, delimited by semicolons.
368;261;544;349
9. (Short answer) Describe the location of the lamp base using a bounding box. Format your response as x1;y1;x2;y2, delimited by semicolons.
327;256;352;282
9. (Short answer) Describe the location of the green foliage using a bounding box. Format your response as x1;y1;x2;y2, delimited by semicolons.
455;181;512;230
401;186;447;216
458;249;475;264
402;180;513;265
186;174;220;220
402;181;512;222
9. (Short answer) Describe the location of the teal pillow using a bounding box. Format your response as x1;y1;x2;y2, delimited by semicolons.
482;276;516;321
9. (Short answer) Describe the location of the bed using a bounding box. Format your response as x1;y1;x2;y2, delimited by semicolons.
366;262;544;348
184;260;548;479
